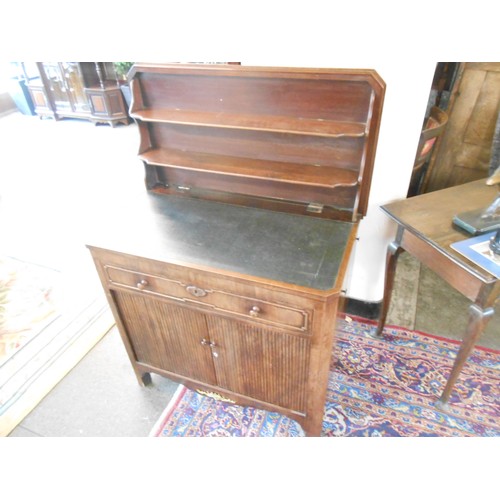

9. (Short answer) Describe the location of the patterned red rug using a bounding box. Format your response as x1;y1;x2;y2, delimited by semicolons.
150;315;500;437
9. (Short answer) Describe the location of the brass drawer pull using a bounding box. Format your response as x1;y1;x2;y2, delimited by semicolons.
136;279;149;290
186;285;208;297
249;306;261;317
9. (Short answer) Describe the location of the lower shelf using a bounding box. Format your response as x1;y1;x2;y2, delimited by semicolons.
139;147;359;188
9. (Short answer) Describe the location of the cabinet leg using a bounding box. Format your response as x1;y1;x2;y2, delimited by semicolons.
435;304;494;410
300;416;323;437
137;371;152;386
373;241;404;337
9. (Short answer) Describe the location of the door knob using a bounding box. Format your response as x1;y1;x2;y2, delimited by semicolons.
249;306;261;317
136;279;148;290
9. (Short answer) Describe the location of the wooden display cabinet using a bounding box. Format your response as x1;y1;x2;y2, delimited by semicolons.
87;63;385;436
28;62;129;126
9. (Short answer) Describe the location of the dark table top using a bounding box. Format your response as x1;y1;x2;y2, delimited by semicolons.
87;192;355;291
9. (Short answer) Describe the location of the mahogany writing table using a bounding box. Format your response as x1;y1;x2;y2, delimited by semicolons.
376;179;499;410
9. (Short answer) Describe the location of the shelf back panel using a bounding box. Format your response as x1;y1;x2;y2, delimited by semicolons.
138;73;374;124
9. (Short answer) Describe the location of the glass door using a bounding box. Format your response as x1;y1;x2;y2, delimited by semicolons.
60;62;88;113
42;62;71;112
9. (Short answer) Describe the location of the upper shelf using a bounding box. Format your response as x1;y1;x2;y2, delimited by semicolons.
130;108;367;138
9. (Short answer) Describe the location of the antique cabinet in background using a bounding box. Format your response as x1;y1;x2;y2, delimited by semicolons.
28;62;129;126
88;64;385;436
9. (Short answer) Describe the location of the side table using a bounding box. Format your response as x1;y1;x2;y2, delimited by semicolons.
376;179;499;410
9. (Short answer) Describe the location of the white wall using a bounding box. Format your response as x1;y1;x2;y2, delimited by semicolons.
348;60;438;301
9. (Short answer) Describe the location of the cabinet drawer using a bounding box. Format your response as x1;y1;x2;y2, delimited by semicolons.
104;265;310;333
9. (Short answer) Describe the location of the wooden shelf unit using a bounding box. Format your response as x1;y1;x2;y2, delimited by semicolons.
129;64;385;221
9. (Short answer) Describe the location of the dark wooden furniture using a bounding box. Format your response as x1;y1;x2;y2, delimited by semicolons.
28;62;129;127
376;179;500;409
424;63;500;193
87;63;385;436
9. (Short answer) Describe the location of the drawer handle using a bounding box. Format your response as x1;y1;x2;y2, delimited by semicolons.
186;285;208;297
249;306;261;317
136;279;149;290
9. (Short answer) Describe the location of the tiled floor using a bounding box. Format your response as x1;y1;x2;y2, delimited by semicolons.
1;111;498;437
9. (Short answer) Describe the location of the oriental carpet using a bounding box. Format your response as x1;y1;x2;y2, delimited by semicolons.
150;315;500;437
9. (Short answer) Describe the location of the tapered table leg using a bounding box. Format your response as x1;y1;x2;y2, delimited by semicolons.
373;241;404;337
435;303;495;410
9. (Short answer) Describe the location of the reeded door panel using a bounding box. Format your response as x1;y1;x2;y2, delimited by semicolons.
206;316;310;413
113;290;217;385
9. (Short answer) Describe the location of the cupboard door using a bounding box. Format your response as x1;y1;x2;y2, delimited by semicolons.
113;290;217;385
206;316;310;413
